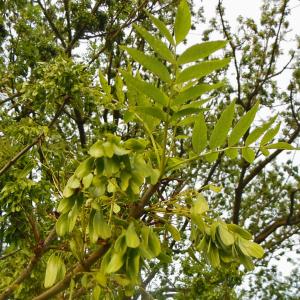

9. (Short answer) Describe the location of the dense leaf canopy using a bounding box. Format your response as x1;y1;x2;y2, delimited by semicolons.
0;0;299;299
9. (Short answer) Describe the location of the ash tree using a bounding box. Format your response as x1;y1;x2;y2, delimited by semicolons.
0;0;299;299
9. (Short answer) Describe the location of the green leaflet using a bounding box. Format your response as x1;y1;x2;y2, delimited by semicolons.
148;229;161;257
178;41;228;65
177;58;230;84
121;47;171;83
191;194;209;215
82;173;93;189
225;148;238;159
74;157;94;178
133;25;175;63
89;141;104;158
207;241;220;268
242;147;256;163
265;142;295;150
102;141;114;158
121;71;168;106
93;211;111;240
113;144;131;156
106;252;124;273
166;224;181;241
126;249;140;281
140;226;155;259
115;73;124;103
56;213;69;236
228;101;259;146
124;138;148;151
260;123;281;146
66;175;80;189
192;112;207;154
174;0;191;45
239;255;254;271
57;198;75;214
210;100;235;149
44;255;66;288
99;69;111;95
197;235;208;251
146;12;175;46
245;115;277;146
44;255;59;288
68;202;78;233
135;106;167;122
126;222;140;248
238;237;264;258
114;234;127;256
170;107;202;123
174;82;224;105
227;223;252;240
120;171;131;191
217;224;234;246
204;152;219;162
62;186;74;198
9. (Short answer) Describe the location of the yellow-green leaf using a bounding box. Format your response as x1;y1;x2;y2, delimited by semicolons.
106;252;124;273
178;41;227;65
227;224;252;240
228;101;259;146
166;224;181;241
121;71;168;106
191;194;209;215
94;211;112;240
177;59;230;84
242;147;255;163
192;112;207;154
146;12;175;46
209;100;235;149
44;254;59;288
265;142;295;150
217;224;234;246
174;0;191;45
121;47;171;83
174;82;224;106
260;123;281;146
56;213;69;236
133;25;175;63
245;115;277;146
148;230;161;256
126;222;140;248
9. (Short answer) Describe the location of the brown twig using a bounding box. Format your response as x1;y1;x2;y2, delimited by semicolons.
254;213;300;244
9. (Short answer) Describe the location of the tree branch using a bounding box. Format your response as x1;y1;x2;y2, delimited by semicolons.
0;96;70;177
246;0;289;106
232;163;249;224
254;213;300;244
0;227;56;300
217;0;244;109
65;0;104;54
241;126;300;190
37;0;67;49
0;92;22;106
129;183;160;219
73;108;87;148
87;0;151;68
33;244;110;300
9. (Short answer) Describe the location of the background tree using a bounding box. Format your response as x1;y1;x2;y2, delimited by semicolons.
0;0;299;299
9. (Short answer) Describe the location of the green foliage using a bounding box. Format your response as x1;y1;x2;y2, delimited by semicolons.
0;0;299;299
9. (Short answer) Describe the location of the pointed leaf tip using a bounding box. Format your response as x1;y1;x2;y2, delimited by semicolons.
174;0;191;45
